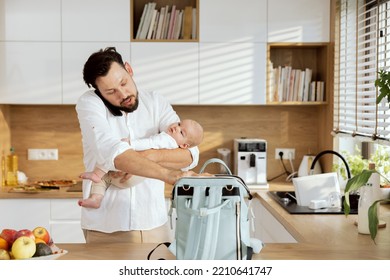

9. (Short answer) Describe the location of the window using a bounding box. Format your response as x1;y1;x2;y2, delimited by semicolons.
334;0;390;143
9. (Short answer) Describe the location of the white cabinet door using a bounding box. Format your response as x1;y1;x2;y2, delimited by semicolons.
199;43;266;105
62;43;131;104
268;0;330;42
131;43;199;105
61;0;130;42
0;42;62;104
0;199;51;230
50;199;85;243
200;0;267;43
0;0;61;41
251;198;297;243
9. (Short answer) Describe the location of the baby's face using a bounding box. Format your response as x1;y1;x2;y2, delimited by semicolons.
167;120;195;148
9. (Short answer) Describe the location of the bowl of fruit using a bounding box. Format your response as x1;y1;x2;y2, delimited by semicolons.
0;227;67;260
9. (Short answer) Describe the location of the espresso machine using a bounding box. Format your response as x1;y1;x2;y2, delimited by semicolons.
234;138;267;186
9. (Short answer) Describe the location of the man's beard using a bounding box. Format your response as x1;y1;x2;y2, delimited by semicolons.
117;96;139;113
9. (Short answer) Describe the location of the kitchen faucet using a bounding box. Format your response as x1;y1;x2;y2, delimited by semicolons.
310;150;351;179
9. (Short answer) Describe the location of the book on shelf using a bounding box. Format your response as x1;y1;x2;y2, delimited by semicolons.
138;2;156;40
146;9;158;39
135;3;149;39
162;12;171;39
303;68;312;102
182;6;193;40
173;10;182;40
192;8;197;39
155;6;166;39
167;5;177;39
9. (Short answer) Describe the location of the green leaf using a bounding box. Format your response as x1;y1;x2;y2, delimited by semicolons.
344;169;375;193
368;201;379;242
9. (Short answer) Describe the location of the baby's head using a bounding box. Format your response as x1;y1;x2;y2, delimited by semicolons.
167;119;203;148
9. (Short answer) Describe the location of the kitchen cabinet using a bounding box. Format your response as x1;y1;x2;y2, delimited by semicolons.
0;198;85;243
199;0;267;43
130;42;199;104
199;42;266;105
62;0;130;42
268;0;330;42
0;42;62;104
251;197;297;243
0;0;61;41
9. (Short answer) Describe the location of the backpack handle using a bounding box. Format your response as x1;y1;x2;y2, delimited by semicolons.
199;158;232;175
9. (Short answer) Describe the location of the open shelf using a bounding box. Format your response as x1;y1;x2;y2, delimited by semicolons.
131;0;199;42
267;43;330;105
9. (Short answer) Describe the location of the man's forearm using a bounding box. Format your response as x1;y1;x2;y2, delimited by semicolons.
114;149;196;185
137;148;193;169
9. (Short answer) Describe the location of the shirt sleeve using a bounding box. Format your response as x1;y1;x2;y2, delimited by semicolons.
131;131;178;151
76;91;132;172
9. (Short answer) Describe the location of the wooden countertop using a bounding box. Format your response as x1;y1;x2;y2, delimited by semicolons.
57;242;390;260
0;184;83;199
256;182;390;245
54;182;390;260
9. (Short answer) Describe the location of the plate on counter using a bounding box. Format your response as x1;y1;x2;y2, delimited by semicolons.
8;185;52;194
36;180;77;189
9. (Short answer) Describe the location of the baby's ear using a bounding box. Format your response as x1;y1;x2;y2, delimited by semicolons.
180;143;189;149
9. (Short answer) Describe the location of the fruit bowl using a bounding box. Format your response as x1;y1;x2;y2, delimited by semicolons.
26;245;68;260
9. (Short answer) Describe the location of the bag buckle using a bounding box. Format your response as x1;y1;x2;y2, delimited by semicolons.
199;208;208;217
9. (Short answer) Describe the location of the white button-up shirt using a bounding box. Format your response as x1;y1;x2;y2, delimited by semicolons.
76;89;199;232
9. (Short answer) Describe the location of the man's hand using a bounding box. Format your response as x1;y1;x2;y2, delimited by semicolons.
165;170;214;185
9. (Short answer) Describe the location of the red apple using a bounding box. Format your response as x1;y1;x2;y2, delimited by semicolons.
14;229;35;241
0;229;17;246
32;226;50;244
11;236;36;259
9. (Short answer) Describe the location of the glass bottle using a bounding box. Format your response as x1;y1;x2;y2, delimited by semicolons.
1;149;5;186
6;147;18;186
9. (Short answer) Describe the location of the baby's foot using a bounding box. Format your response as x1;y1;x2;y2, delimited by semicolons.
78;194;103;209
79;171;102;183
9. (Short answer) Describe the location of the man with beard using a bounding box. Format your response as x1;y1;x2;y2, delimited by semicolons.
76;47;199;243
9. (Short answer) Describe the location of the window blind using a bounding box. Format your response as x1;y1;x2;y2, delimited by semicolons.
334;0;390;142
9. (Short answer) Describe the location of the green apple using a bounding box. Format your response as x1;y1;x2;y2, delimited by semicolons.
11;236;36;259
0;248;11;260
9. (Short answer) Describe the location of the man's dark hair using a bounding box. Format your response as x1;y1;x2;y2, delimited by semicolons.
83;47;126;116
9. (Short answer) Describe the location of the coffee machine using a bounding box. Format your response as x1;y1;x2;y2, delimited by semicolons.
234;138;267;186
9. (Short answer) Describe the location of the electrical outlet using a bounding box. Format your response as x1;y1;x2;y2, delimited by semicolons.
275;148;295;160
28;149;58;160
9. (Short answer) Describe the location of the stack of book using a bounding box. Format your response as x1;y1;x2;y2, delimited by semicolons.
135;2;197;40
268;64;325;102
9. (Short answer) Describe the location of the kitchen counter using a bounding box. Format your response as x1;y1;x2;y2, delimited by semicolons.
0;184;83;199
255;182;390;245
57;242;390;260
56;182;390;260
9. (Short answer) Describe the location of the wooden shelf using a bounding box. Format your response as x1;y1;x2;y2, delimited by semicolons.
131;0;199;42
267;43;330;105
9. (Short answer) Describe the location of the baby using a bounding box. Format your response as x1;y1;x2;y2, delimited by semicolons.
78;119;203;208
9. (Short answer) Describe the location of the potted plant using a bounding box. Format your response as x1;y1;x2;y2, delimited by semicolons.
343;169;390;242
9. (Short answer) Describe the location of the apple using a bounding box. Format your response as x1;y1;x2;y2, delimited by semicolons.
0;229;17;246
11;236;36;259
14;229;35;241
0;248;11;260
32;227;50;244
